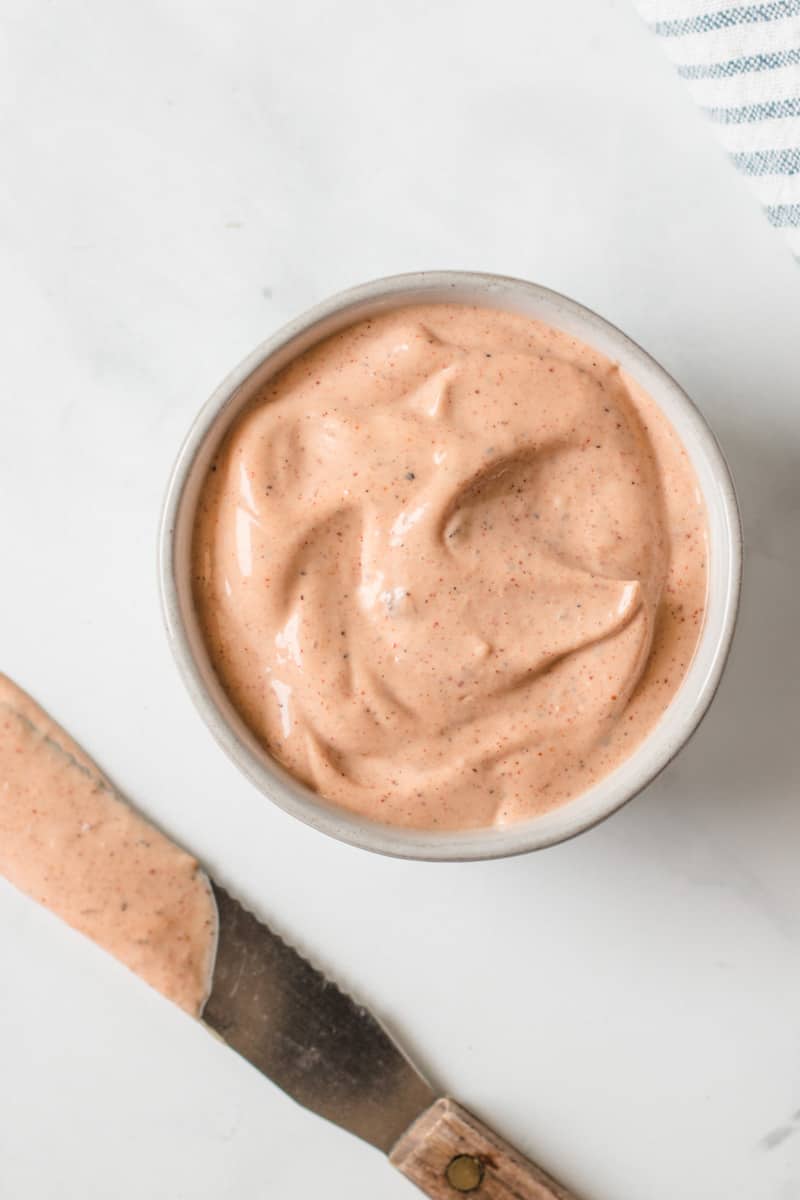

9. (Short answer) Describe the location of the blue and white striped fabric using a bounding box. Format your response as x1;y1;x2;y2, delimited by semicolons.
637;0;800;258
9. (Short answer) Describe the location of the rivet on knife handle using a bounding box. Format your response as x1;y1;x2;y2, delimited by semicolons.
389;1099;579;1200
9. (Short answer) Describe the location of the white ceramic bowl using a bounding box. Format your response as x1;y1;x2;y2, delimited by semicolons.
159;271;742;861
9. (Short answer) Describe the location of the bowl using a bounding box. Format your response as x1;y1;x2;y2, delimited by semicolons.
159;271;742;861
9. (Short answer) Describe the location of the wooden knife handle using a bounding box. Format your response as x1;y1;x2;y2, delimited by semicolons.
389;1098;580;1200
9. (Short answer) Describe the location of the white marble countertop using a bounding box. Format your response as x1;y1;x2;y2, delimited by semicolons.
2;2;799;1197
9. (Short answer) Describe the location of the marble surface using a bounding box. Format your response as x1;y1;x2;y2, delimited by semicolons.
1;2;799;1198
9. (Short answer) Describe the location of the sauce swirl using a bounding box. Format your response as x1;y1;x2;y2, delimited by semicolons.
193;305;707;829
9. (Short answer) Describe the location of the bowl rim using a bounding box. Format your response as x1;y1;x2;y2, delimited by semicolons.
158;270;743;861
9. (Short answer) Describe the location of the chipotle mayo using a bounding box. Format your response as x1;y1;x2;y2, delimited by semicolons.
193;305;707;829
0;675;217;1015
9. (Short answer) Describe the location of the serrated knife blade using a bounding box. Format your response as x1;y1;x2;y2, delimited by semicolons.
203;883;581;1200
204;882;434;1152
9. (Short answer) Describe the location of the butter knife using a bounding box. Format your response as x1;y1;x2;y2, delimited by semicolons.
0;675;579;1200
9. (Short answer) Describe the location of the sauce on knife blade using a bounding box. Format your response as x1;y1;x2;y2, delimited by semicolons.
0;674;217;1015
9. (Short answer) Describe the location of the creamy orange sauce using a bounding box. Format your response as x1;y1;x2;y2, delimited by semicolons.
193;305;707;829
0;675;217;1015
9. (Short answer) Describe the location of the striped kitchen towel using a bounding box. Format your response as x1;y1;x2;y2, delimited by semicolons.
636;1;800;258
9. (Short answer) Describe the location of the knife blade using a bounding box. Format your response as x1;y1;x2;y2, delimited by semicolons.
203;886;581;1199
0;675;582;1200
204;881;434;1152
